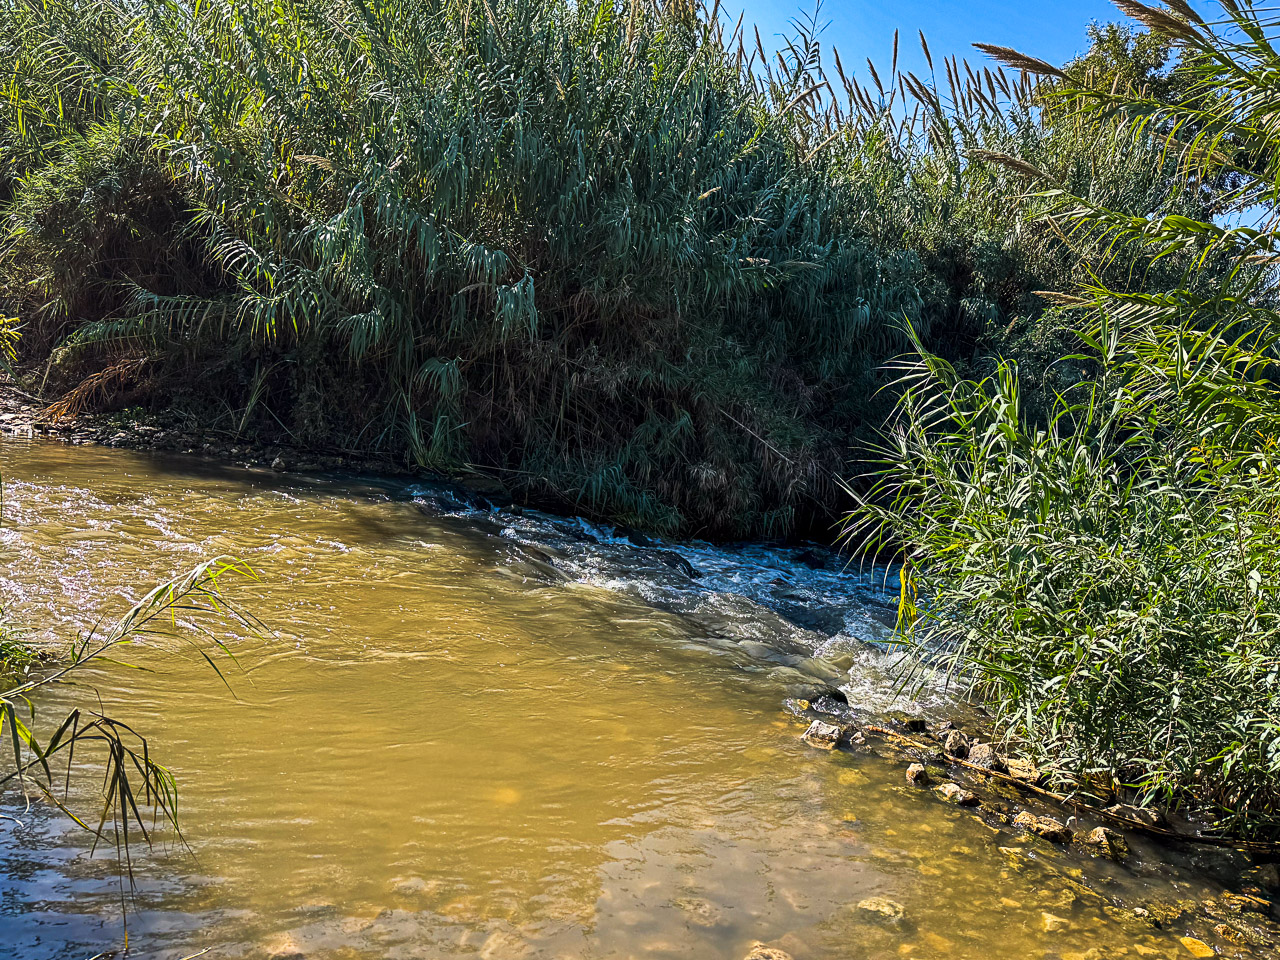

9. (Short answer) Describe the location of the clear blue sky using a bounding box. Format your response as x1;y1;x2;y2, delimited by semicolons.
732;0;1129;80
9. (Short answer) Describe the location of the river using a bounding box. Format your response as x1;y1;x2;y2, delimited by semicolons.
0;440;1266;959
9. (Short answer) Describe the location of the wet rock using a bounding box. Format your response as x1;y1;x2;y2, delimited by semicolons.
1145;898;1196;927
1082;825;1129;860
1213;922;1265;947
1013;811;1073;843
1220;891;1271;914
1104;803;1167;829
1040;911;1070;933
980;799;1012;819
743;943;794;960
943;729;970;759
905;763;930;787
801;720;843;750
656;551;698;578
1178;936;1215;958
1006;757;1041;784
1243;862;1280;893
934;782;980;806
794;548;828;570
811;695;849;717
967;742;1007;772
856;897;905;922
271;455;287;471
887;710;928;734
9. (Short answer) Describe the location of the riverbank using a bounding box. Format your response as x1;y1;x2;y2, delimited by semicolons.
0;374;511;496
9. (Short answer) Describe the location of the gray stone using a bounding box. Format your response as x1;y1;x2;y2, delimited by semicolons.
801;719;842;750
271;455;287;471
943;729;970;759
905;763;930;787
967;742;1007;772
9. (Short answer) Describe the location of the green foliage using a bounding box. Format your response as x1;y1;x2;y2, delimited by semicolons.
848;1;1280;838
0;0;1205;537
848;332;1280;836
0;629;37;684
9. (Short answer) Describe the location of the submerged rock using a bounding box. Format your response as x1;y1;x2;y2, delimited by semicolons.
856;897;905;922
743;942;794;960
1178;936;1215;958
1144;898;1197;927
905;763;930;787
1040;911;1070;933
1082;826;1129;860
801;720;843;750
673;897;721;926
479;929;530;959
1243;862;1280;893
1212;921;1269;947
1220;891;1271;914
1013;811;1073;843
264;934;308;960
934;782;980;806
980;799;1013;820
943;729;970;759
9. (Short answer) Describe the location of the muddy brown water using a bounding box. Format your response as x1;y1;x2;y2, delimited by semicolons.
0;440;1266;959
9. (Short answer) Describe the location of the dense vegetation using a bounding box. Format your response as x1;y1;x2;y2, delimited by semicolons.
849;0;1280;839
0;0;1207;538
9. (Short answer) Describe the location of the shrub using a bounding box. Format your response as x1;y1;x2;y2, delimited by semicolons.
0;0;1208;537
847;0;1280;838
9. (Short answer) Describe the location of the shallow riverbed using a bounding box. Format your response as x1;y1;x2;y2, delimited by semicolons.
0;441;1266;959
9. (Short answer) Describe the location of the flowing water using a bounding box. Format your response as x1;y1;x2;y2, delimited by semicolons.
0;440;1269;960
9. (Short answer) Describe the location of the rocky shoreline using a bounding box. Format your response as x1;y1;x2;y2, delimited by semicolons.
780;695;1280;959
0;378;506;495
